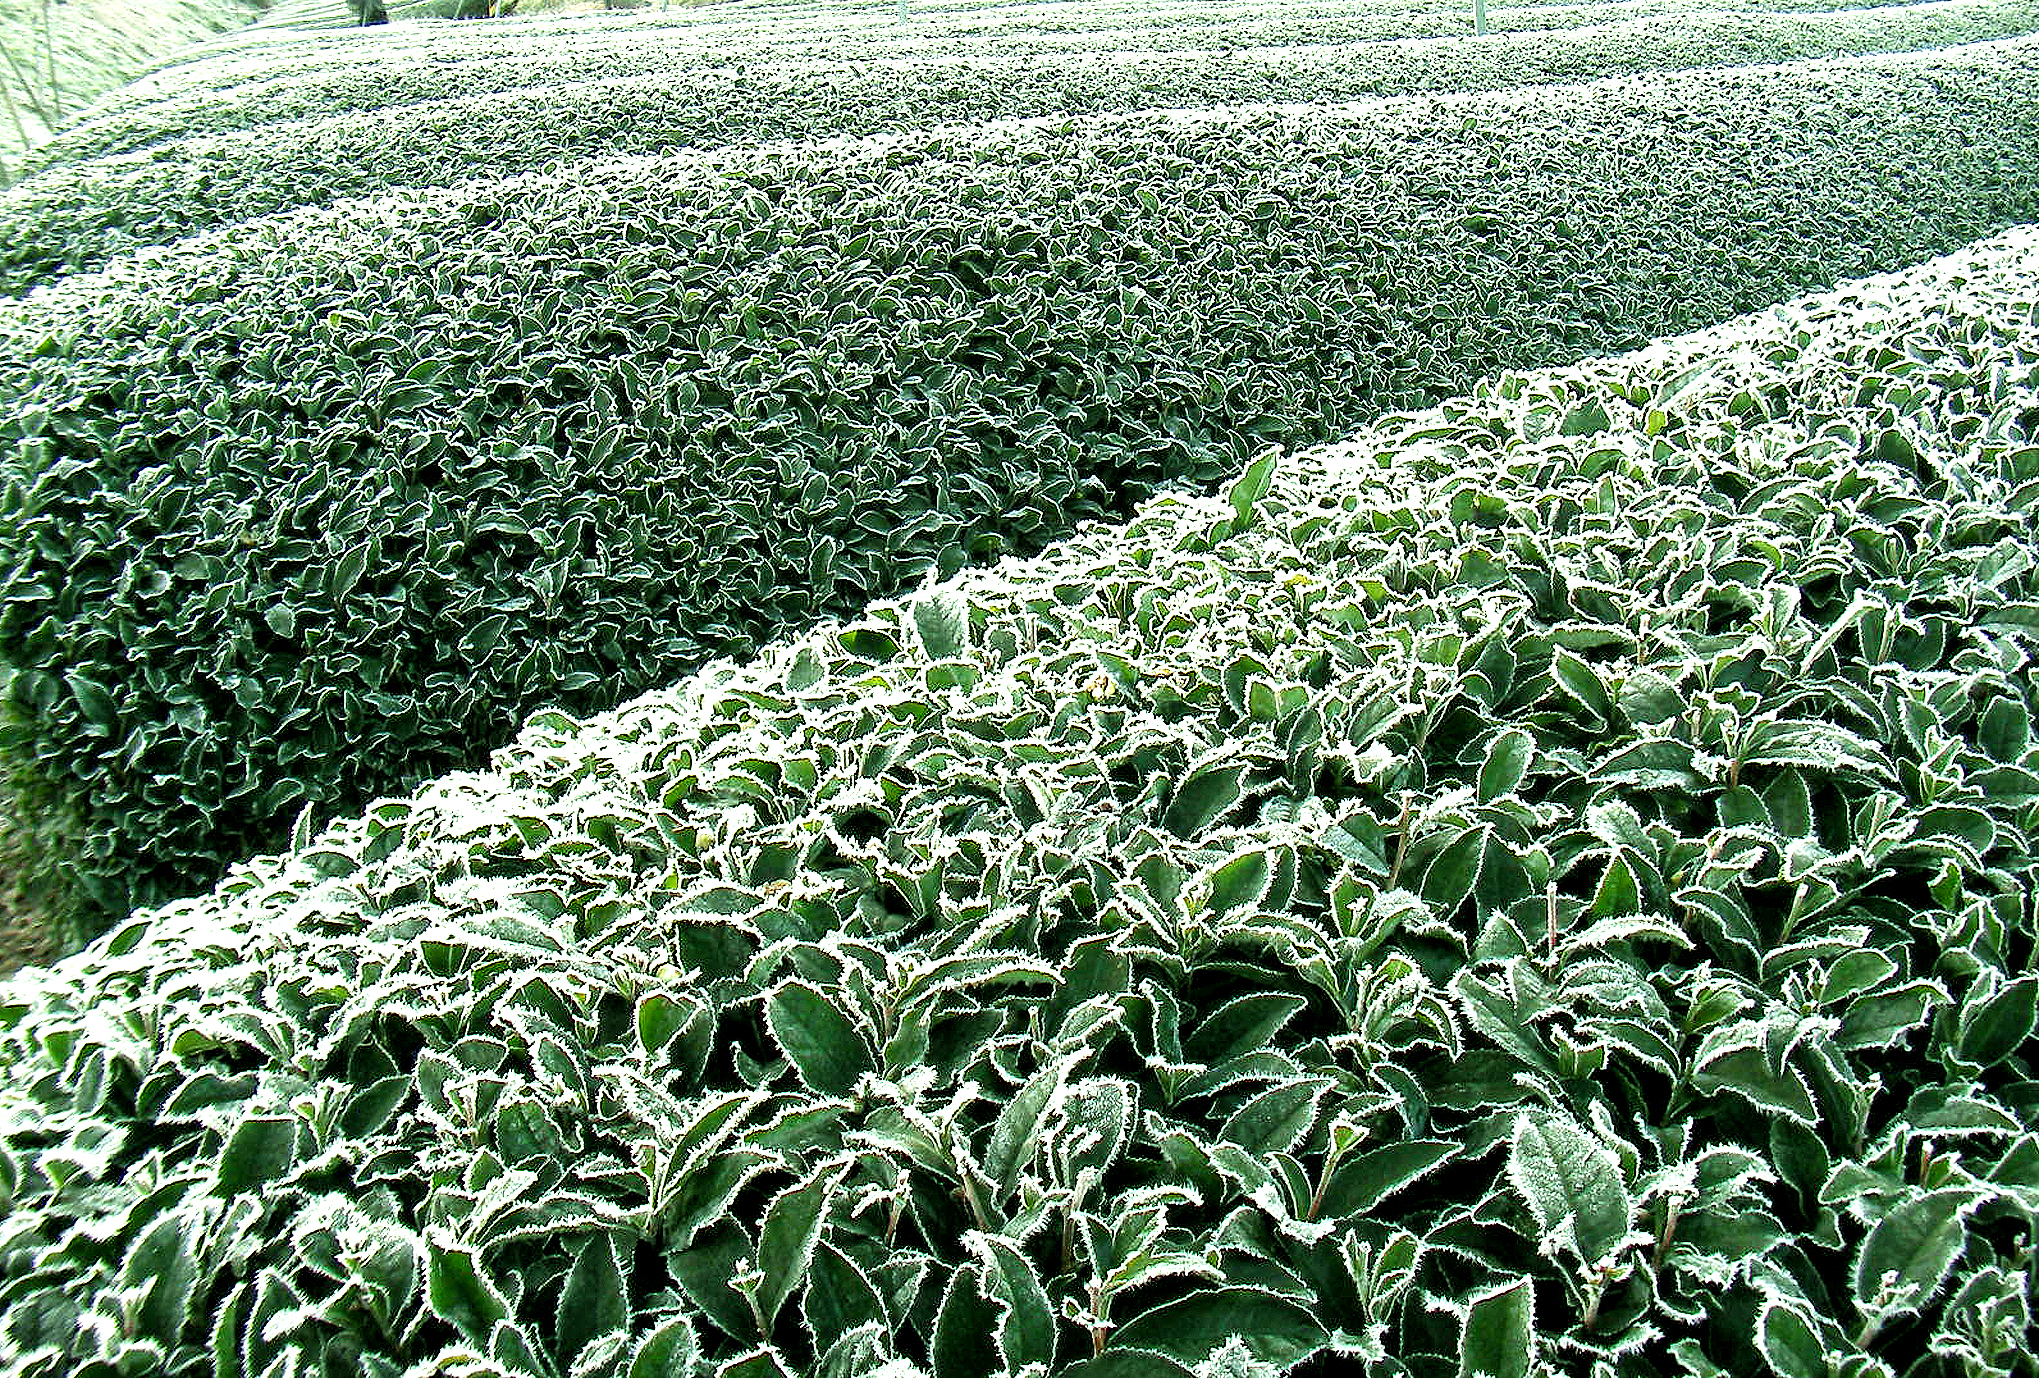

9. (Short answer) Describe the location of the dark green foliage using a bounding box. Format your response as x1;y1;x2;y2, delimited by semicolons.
6;40;2039;930
3;223;2037;1376
8;0;2036;290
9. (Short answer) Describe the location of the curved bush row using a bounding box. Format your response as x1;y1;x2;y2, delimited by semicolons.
114;0;1952;87
8;0;1634;174
4;222;2037;1378
87;0;1647;106
25;0;1535;155
18;0;1959;171
63;0;1956;151
104;0;1950;104
13;0;2037;292
7;42;2039;932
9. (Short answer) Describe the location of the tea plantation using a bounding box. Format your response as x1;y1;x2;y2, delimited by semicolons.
9;20;2039;930
2;0;2039;1374
14;0;2039;289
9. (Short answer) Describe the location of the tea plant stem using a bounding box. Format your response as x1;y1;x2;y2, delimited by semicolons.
1087;1282;1110;1357
1305;1169;1331;1222
957;1171;991;1232
1650;1197;1682;1274
1581;1262;1617;1333
1388;797;1413;887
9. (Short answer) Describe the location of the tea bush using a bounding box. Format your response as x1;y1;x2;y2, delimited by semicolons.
7;0;2035;291
3;222;2036;1377
15;0;1968;173
5;40;2039;931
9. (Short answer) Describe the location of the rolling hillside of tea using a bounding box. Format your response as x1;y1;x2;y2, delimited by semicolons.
1;0;2037;1373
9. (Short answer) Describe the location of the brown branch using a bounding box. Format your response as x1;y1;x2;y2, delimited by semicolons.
0;43;52;129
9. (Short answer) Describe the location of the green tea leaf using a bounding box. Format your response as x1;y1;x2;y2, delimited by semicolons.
802;1243;886;1353
970;1232;1057;1370
913;589;971;660
1458;1276;1534;1378
1478;729;1534;802
1165;760;1248;838
1756;1301;1827;1378
214;1114;300;1195
1853;1188;1976;1326
629;1315;701;1378
64;672;117;735
766;981;871;1096
1218;1078;1330;1157
986;1055;1069;1196
556;1232;629;1364
1506;1112;1634;1266
930;1264;1001;1378
1226;450;1280;534
1958;974;2037;1070
749;1167;840;1336
1110;1287;1326;1368
427;1240;510;1342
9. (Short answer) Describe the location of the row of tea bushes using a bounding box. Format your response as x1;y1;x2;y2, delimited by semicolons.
20;0;1974;171
82;0;1803;109
4;40;2038;931
9;0;2037;291
3;220;2036;1377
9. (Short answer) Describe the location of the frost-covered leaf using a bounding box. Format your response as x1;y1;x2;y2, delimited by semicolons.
766;982;871;1097
1458;1277;1535;1378
755;1162;847;1332
1506;1112;1634;1266
1110;1288;1327;1368
1853;1189;1979;1331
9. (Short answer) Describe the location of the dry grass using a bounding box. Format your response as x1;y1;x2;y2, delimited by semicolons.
0;0;260;172
0;823;65;976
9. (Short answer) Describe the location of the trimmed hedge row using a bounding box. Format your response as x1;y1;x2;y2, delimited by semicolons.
5;42;2039;932
103;0;1955;103
17;0;1963;171
87;0;1693;104
3;220;2037;1377
10;0;2039;292
18;0;1552;169
31;0;2039;289
64;0;1965;159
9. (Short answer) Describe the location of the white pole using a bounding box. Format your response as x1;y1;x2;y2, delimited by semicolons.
1473;0;1487;33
